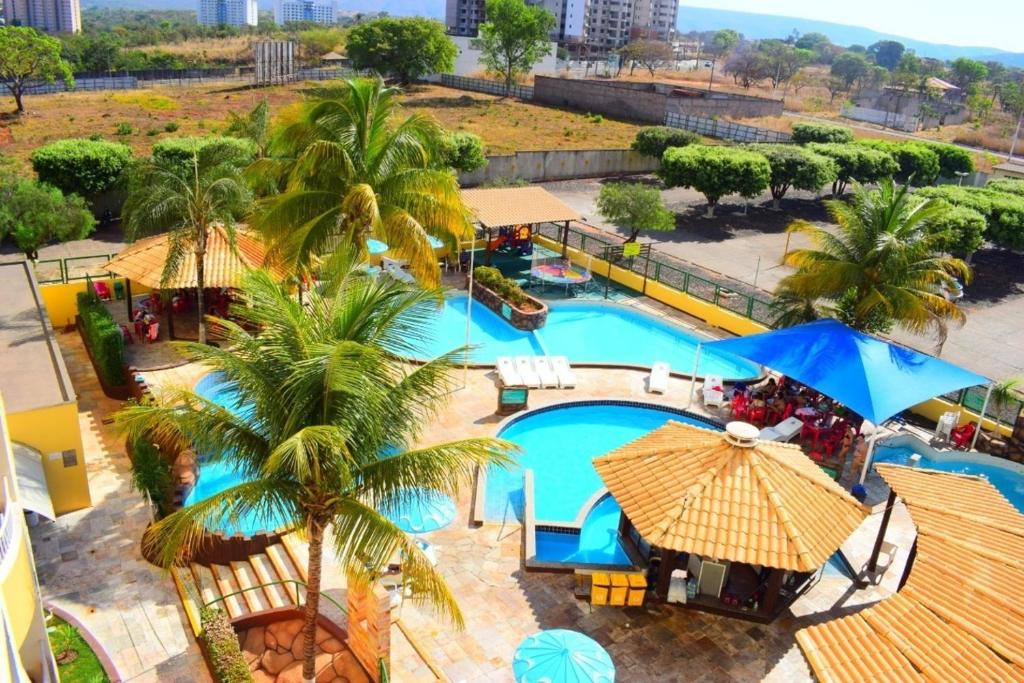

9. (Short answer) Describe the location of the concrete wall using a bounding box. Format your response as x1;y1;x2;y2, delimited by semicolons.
449;36;558;77
458;148;658;186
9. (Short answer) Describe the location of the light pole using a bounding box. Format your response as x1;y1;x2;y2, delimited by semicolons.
461;229;478;390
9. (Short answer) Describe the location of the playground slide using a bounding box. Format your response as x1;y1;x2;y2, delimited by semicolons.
488;235;507;252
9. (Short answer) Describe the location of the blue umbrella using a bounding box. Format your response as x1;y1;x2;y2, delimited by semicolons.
381;487;456;534
367;238;389;255
513;630;615;683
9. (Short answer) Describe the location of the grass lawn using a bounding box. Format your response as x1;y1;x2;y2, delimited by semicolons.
0;81;641;169
47;614;111;683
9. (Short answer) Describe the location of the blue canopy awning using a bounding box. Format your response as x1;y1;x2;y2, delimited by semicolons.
704;319;988;425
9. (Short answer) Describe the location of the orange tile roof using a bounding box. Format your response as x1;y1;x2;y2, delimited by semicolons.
460;187;580;229
592;421;867;572
797;465;1024;682
104;227;285;290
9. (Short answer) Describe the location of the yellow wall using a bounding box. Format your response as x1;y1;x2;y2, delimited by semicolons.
534;234;1011;435
1;527;47;678
38;278;152;330
6;404;91;515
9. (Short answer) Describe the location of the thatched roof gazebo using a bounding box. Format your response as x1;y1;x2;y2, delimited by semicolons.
593;420;868;622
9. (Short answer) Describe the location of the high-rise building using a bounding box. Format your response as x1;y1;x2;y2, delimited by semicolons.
629;0;676;42
197;0;258;27
2;0;82;34
274;0;336;25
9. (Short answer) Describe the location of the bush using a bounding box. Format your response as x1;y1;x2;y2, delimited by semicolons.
745;144;837;208
921;141;974;178
115;122;133;136
77;288;126;388
129;435;173;517
791;122;854;144
473;265;533;308
152;136;256;175
30;139;133;199
659;145;771;217
806;142;898;195
987;178;1024;197
856;140;940;185
914;185;992;216
631;126;701;158
927;202;986;257
438;132;487;173
916;185;1024;250
164;122;180;133
198;607;253;683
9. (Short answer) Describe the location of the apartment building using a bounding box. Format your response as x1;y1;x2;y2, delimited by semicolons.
2;0;81;34
197;0;258;27
274;0;336;25
629;0;676;42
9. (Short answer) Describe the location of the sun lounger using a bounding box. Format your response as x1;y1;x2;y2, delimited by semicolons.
648;362;670;394
496;356;522;387
702;374;725;409
515;356;542;388
550;356;576;388
533;356;559;388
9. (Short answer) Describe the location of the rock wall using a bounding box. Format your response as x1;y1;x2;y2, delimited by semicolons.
472;282;548;331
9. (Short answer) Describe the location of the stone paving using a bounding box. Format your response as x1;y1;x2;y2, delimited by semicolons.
28;330;211;683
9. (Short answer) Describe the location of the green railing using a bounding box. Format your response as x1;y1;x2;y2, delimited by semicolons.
201;578;349;617
34;253;119;285
944;385;1023;428
537;222;776;325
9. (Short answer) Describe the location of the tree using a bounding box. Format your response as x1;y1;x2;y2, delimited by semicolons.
0;27;74;114
472;0;556;96
620;39;673;77
706;29;740;87
746;144;837;209
794;32;831;61
62;33;122;72
950;57;988;91
868;40;905;70
806;142;899;195
724;44;770;89
117;252;513;683
225;99;271;159
825;77;850;103
758;40;812;90
791;122;853;144
30;138;133;201
152;136;256;176
966;92;993;123
856;140;941;185
438;132;488;173
831;52;869;90
630;126;700;158
347;17;457;85
121;141;252;345
927;202;986;259
779;179;970;335
596;182;675;242
251;78;472;285
770;284;827;329
0;179;95;260
659;146;771;217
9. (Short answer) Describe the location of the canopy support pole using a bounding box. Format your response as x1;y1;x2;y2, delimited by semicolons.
970;383;993;450
124;279;132;319
858;431;880;485
866;488;897;573
686;343;702;409
461;236;477;391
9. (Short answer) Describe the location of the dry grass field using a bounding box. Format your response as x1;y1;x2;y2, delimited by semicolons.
136;36;258;64
0;81;641;169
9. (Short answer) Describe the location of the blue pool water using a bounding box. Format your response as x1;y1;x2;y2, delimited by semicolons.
874;444;1024;513
535;496;632;566
414;294;759;379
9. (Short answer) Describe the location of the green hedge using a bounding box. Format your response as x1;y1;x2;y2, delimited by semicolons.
151;136;256;174
987;177;1024;197
631;126;701;158
77;290;126;388
856;139;940;185
791;122;854;144
920;141;974;178
916;184;1024;250
474;265;531;308
31;139;133;200
198;607;253;683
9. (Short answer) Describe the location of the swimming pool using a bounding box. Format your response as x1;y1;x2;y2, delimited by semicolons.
489;402;721;567
413;294;760;379
874;442;1024;513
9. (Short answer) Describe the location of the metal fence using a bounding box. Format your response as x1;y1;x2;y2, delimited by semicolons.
664;111;792;143
33;254;119;284
439;74;534;100
537;222;776;325
944;386;1024;428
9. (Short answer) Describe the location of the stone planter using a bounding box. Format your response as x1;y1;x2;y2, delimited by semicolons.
472;281;548;331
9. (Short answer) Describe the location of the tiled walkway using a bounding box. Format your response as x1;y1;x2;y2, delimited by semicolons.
28;330;210;682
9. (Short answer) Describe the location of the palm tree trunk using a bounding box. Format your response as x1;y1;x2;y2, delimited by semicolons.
300;519;325;683
195;236;207;345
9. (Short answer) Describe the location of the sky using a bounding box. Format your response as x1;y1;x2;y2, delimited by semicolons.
684;0;1022;52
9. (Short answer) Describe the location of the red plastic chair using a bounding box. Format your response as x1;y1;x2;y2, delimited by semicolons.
94;281;112;300
730;393;749;420
120;324;134;344
148;292;164;313
951;423;975;449
146;322;160;343
747;404;767;427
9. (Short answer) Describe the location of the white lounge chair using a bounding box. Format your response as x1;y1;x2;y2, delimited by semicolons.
648;361;670;394
496;356;522;387
515;356;542;388
550;356;576;388
533;356;559;388
702;374;726;409
382;257;415;283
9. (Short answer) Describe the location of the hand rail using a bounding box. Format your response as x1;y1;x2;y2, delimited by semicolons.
201;578;349;617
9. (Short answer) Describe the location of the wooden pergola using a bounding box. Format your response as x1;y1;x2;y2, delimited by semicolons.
460;186;581;262
593;420;868;622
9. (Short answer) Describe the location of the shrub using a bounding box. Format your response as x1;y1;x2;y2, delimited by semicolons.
115;122;133;136
438;132;487;173
916;185;1024;250
659;145;771;217
30;138;133;199
921;141;974;178
914;185;992;216
129;435;173;517
745;144;837;208
791;122;854;144
856;139;940;185
987;178;1024;197
631;126;701;158
164;122;180;133
927;202;986;257
198;607;253;683
77;288;126;388
806;143;898;195
152;136;256;175
473;266;534;308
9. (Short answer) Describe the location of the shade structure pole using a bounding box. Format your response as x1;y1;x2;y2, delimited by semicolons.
686;343;702;409
867;488;897;573
858;431;880;485
462;236;477;391
970;383;993;450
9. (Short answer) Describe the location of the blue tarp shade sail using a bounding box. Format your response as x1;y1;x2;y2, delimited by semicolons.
513;630;615;683
380;487;456;534
704;319;988;425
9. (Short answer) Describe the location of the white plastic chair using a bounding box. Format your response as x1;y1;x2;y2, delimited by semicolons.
702;374;725;409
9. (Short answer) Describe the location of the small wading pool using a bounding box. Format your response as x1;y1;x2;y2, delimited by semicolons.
489;401;722;567
412;294;760;379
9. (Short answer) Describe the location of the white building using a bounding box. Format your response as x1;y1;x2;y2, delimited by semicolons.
3;0;81;34
274;0;336;25
448;35;558;77
198;0;258;27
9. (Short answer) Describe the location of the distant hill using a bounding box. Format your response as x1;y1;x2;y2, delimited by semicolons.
676;5;1024;67
81;0;444;19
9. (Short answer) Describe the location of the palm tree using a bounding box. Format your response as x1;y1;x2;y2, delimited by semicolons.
116;249;513;683
250;78;472;286
777;179;970;335
769;284;829;329
121;142;252;344
226;98;271;159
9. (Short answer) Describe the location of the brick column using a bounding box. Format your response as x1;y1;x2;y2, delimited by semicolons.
346;577;392;682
